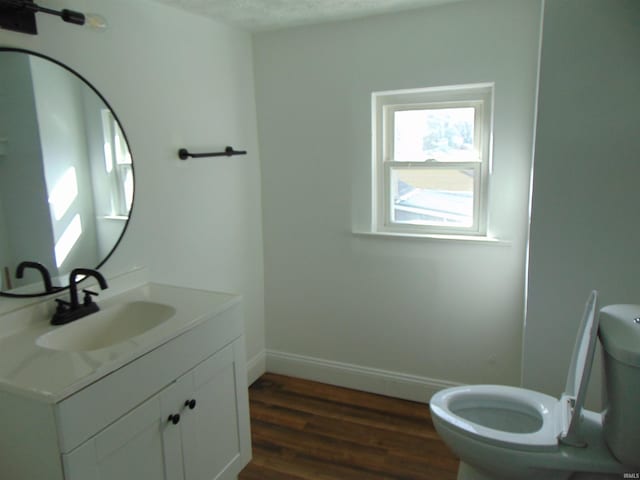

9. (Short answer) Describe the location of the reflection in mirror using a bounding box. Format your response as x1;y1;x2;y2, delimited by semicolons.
0;48;134;297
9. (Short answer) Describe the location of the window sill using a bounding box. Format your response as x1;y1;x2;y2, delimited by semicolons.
101;215;129;221
352;229;510;245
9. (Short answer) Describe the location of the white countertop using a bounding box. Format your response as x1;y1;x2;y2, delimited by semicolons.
0;282;241;403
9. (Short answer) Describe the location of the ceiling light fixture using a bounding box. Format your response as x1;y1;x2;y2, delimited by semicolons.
0;0;106;35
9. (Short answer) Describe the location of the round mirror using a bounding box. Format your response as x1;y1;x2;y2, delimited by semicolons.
0;48;134;297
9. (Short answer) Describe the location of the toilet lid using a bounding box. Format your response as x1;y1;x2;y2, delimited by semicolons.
560;290;599;442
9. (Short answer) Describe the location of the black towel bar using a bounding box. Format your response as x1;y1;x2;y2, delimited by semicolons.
178;146;247;160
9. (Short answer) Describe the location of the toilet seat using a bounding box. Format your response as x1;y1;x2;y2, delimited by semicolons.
430;291;601;454
430;384;562;451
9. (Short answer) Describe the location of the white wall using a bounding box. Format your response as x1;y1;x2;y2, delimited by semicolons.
0;0;265;375
30;55;99;275
0;54;55;284
524;0;640;407
254;0;542;400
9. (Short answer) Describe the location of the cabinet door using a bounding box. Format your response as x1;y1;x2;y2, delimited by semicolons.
63;386;183;480
180;341;250;480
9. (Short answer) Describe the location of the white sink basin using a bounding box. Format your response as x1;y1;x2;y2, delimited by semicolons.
36;301;176;352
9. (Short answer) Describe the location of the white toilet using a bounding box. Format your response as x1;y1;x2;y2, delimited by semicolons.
429;291;640;480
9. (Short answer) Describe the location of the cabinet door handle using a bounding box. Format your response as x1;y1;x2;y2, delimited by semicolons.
185;399;197;410
168;413;181;425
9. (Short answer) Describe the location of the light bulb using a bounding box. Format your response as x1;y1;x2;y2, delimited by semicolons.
85;13;107;30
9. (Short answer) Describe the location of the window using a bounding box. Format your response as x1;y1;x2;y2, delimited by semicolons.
372;84;493;236
101;109;133;217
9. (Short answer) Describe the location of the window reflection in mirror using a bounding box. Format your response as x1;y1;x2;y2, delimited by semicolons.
0;49;134;296
101;109;133;218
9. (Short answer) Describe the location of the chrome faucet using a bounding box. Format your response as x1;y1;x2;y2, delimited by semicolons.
51;268;108;325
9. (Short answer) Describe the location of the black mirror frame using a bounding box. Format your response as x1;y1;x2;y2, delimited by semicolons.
0;47;135;298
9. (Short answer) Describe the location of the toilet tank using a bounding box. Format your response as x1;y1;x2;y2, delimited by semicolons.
599;304;640;468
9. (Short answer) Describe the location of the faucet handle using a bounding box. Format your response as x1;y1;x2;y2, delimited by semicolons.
55;298;71;313
82;289;99;305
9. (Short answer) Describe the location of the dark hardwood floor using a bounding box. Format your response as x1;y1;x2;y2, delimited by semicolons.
239;373;459;480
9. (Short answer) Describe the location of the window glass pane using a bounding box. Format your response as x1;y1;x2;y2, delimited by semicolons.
391;168;475;227
393;107;476;162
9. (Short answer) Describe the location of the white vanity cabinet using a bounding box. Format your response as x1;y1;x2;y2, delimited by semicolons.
63;341;248;480
0;286;251;480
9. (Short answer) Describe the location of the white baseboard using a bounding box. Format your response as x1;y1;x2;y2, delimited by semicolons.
246;349;267;386
265;349;462;404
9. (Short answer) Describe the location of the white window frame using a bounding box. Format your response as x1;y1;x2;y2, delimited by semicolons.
372;83;494;237
101;109;133;218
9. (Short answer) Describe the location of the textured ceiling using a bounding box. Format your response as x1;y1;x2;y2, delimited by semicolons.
147;0;464;31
